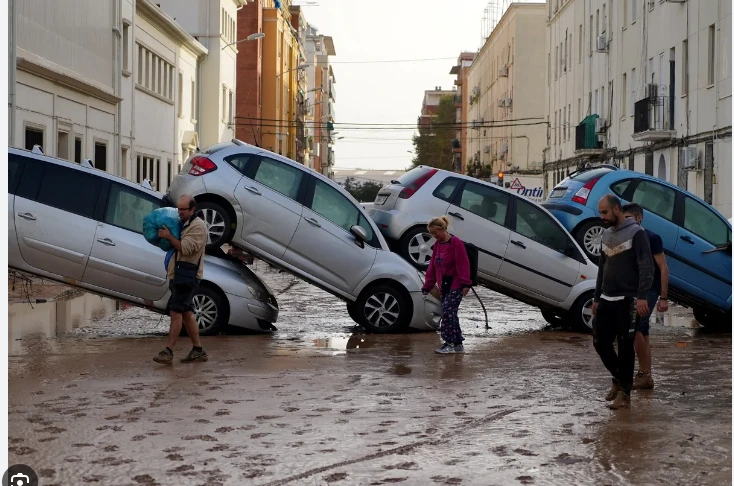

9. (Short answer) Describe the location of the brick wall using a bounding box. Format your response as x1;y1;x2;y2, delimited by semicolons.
236;1;264;146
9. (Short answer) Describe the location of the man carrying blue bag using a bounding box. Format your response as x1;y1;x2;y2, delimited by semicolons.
153;195;210;364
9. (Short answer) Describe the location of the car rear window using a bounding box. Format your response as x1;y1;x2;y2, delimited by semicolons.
567;167;615;183
396;167;435;186
200;142;235;155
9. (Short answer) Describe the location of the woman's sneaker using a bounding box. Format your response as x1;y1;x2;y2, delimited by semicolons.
435;343;455;354
453;343;465;353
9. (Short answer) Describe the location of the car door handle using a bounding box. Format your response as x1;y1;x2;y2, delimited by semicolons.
97;238;116;246
304;217;321;227
510;240;526;249
244;186;261;195
448;212;464;221
680;236;695;245
18;212;36;220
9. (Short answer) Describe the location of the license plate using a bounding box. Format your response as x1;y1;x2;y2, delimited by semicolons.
549;188;566;198
374;195;388;205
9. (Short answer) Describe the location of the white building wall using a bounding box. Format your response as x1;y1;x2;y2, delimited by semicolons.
545;0;732;218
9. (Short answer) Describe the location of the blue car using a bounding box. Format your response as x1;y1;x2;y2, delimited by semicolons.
542;166;732;329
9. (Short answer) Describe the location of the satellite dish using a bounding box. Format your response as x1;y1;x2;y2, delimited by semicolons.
32;145;44;154
81;159;95;169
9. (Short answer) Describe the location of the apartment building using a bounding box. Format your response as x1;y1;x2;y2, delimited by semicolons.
466;3;547;179
449;52;476;174
9;0;212;192
305;25;337;177
418;87;450;132
545;0;732;217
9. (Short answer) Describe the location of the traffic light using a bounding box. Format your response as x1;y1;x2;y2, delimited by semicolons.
497;172;504;186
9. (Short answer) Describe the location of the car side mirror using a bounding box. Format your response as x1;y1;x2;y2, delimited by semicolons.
350;225;367;248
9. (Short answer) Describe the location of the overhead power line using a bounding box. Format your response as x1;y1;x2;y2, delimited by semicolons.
326;56;456;64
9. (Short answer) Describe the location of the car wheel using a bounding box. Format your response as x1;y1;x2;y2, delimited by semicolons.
574;221;605;264
693;307;731;331
570;291;595;333
399;226;435;271
198;201;233;250
191;285;229;336
354;284;412;333
541;309;567;328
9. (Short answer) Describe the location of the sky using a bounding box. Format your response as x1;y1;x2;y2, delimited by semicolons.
296;0;502;171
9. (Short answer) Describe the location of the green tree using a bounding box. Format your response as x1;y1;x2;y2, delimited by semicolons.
411;94;457;171
344;180;383;202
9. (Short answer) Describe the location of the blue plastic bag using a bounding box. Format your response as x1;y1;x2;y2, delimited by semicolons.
164;248;175;271
143;207;181;252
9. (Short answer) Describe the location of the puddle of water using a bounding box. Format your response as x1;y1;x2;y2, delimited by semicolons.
8;294;118;354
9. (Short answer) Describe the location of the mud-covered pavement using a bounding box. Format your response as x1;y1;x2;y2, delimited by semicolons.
8;265;732;485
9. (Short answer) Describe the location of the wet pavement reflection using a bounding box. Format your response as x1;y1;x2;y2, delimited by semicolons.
7;271;732;485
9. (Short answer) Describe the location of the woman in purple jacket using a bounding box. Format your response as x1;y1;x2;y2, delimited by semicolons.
421;216;473;354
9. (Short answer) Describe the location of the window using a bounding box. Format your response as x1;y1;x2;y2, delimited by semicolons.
547;53;551;85
457;181;510;227
190;79;196;120
253;157;303;200
121;147;128;179
630;68;637;114
74;136;82;163
631;180;676;221
608;81;613;120
631;0;637;23
105;183;161;233
57;131;69;160
224;153;256;174
228;90;234;124
682;40;688;94
600;86;605;117
578;25;583;62
568;34;572;71
25;126;44;151
708;24;716;86
514;198;569;254
137;44;143;85
594;89;599;115
610;179;633;198
222;85;227;121
8;154;24;194
624;0;628;26
562;106;566;139
166;159;173;189
622;73;627;115
432;178;460;202
555;46;559;78
94;142;107;171
602;4;607;33
177;72;183;117
122;23;130;72
683;197;731;246
135;43;174;101
36;164;102;219
609;0;613;36
310;179;378;247
136;155;159;188
589;15;593;54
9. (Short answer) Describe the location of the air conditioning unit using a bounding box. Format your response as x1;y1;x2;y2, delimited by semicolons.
473;86;480;96
504;97;512;107
683;146;699;169
596;35;608;52
595;117;607;133
499;65;508;77
647;83;658;98
483;145;490;153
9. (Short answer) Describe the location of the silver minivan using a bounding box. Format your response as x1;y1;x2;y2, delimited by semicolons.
8;147;279;335
368;166;599;331
167;141;442;333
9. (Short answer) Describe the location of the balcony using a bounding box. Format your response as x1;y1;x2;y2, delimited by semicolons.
632;93;676;142
575;115;605;155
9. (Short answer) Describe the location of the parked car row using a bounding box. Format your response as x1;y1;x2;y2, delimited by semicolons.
166;140;442;334
543;166;731;328
366;166;599;331
8;147;279;336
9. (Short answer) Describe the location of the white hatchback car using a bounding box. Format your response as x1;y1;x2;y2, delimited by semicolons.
368;166;599;331
8;147;279;335
167;141;442;333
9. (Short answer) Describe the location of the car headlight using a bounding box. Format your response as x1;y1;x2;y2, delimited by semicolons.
246;282;268;301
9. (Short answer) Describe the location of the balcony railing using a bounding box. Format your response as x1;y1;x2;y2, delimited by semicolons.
632;95;675;141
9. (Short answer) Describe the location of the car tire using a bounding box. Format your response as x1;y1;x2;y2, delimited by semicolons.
198;201;233;250
399;226;435;271
574;220;605;264
570;291;595;333
541;309;567;328
354;284;412;334
182;285;229;337
693;307;731;331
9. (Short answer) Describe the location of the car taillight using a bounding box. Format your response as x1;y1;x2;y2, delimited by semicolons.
398;169;438;199
188;156;217;176
571;177;601;205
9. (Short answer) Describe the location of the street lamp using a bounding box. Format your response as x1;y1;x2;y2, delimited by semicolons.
276;63;309;78
221;32;265;50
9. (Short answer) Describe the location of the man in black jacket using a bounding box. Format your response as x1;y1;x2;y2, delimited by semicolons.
591;194;655;409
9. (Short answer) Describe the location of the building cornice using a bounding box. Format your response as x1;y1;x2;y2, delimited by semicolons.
137;0;208;58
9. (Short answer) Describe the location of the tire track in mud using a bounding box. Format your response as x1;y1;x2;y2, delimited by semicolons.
262;408;518;485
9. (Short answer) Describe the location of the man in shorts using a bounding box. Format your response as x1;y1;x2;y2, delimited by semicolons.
623;203;669;390
153;195;209;364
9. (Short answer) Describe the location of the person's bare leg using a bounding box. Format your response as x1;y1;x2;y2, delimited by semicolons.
167;312;183;349
634;332;646;371
182;311;202;347
640;335;652;374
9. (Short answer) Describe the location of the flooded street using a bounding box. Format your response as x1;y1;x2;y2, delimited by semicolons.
8;266;732;485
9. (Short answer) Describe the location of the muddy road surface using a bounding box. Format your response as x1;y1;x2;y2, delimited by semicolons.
8;271;732;485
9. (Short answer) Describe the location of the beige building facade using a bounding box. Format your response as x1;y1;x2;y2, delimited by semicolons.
465;3;547;179
545;0;732;217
